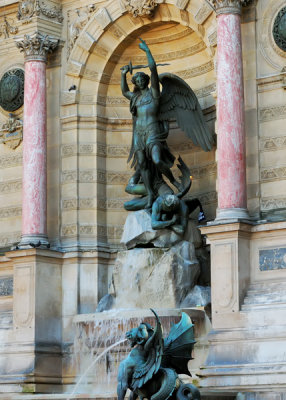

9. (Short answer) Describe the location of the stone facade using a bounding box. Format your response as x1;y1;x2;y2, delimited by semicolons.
1;0;286;399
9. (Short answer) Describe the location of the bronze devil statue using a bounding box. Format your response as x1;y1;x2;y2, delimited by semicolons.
117;309;201;400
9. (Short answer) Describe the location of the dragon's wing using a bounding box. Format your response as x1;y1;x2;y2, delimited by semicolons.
162;312;195;376
159;73;213;152
131;309;164;390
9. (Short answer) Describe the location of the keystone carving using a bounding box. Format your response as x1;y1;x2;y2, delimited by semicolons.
17;0;63;23
15;31;58;61
123;0;158;17
211;0;253;14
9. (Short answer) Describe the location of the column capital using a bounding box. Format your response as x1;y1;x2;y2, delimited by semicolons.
15;32;58;62
211;0;252;15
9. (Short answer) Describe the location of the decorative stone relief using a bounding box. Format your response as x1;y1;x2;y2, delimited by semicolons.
0;206;22;218
0;153;22;168
0;17;18;39
67;5;96;59
211;0;252;15
0;114;23;149
0;278;13;296
273;6;286;53
17;0;63;23
123;0;158;18
0;179;22;194
261;197;286;211
259;248;286;271
0;69;24;112
260;136;286;152
261;166;286;182
0;231;21;247
15;31;58;61
194;4;213;24
259;104;286;122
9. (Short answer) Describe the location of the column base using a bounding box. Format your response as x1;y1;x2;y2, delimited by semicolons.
16;233;50;249
215;207;250;222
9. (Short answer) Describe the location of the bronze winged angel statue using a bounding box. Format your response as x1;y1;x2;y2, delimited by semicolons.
121;38;213;211
117;309;201;400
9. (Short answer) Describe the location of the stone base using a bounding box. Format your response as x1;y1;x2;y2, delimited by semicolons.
17;233;50;249
110;241;200;309
200;221;286;395
215;207;250;222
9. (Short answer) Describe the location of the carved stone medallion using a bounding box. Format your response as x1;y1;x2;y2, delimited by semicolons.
0;113;23;149
0;69;24;112
123;0;158;17
273;7;286;52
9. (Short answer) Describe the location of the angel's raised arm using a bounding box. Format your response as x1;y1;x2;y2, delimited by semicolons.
121;65;133;100
139;38;160;99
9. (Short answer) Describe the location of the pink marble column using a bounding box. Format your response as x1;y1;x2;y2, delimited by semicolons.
214;0;250;221
15;32;58;248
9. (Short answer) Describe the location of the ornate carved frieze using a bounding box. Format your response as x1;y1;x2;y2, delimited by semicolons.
211;0;252;15
15;32;58;61
61;223;123;240
259;104;286;122
0;69;24;112
0;153;22;169
17;0;63;23
261;196;286;211
67;5;96;59
261;166;286;182
0;179;22;194
0;206;22;218
260;136;286;152
123;0;158;18
0;17;18;39
0;114;23;149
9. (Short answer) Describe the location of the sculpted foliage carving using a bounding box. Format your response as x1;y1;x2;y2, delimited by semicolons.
0;114;23;149
67;5;96;58
123;0;158;17
211;0;252;14
0;17;18;39
15;32;58;61
17;0;63;23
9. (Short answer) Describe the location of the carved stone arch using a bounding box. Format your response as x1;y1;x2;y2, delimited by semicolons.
60;1;217;248
64;1;217;81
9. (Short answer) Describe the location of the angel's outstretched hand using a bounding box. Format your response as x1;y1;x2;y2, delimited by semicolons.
139;38;149;52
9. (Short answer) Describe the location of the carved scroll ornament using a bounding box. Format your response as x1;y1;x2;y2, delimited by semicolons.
211;0;253;14
17;0;63;23
15;32;58;61
0;114;23;150
123;0;158;17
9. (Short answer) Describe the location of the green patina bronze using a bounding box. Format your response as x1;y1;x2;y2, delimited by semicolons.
273;7;286;52
120;39;212;231
117;309;201;400
0;69;24;112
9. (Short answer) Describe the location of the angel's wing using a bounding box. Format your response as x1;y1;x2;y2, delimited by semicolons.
162;312;195;376
159;73;213;152
131;309;164;390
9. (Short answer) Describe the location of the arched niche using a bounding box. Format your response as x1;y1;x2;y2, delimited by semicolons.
61;1;217;247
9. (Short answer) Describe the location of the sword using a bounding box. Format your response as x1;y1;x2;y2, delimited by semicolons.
120;60;170;75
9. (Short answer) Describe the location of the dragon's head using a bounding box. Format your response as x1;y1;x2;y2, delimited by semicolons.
126;322;154;347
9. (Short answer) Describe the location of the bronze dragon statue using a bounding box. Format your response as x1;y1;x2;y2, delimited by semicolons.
117;309;201;400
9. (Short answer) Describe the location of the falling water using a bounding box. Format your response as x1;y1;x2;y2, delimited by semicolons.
67;338;127;400
70;310;182;396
